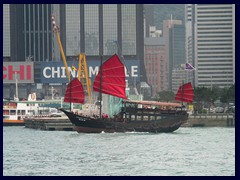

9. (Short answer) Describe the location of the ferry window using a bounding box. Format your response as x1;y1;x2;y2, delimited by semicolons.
22;110;26;115
150;116;155;121
136;115;141;121
143;116;148;121
10;110;16;115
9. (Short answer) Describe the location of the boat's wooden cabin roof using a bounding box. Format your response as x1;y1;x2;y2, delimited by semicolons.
123;100;182;108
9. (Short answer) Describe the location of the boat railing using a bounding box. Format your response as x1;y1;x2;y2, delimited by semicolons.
123;106;180;114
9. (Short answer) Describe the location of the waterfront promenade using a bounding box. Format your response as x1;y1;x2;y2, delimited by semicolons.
184;113;235;127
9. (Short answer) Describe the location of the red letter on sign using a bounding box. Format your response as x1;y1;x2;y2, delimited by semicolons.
27;65;31;80
8;65;25;80
3;66;7;79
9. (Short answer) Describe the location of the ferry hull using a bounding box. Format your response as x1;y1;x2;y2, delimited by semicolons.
3;120;25;126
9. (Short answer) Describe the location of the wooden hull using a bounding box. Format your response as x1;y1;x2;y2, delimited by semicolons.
59;108;188;133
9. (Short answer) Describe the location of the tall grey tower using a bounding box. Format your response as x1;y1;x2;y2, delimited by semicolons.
186;4;235;88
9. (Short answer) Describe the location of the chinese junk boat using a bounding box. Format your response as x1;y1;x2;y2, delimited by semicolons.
59;54;194;133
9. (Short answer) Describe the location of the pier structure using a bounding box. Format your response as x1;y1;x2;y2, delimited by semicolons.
24;117;73;131
182;113;235;127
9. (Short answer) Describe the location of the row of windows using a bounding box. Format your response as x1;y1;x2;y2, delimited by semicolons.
198;31;232;34
198;71;232;75
198;80;233;83
197;6;233;10
197;15;233;18
145;47;163;51
198;55;232;58
197;18;232;22
198;44;232;47
198;11;233;14
198;68;232;70
198;51;232;54
198;47;232;50
198;35;232;38
198;60;232;63
197;23;232;26
198;64;232;67
197;27;232;30
197;39;232;42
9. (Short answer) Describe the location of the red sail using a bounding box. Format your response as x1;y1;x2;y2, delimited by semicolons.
93;54;127;99
175;82;194;103
64;78;85;104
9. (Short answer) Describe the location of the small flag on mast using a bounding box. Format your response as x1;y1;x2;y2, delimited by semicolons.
185;62;196;71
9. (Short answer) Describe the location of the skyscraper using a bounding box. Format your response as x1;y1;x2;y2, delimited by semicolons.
186;4;235;88
163;19;185;91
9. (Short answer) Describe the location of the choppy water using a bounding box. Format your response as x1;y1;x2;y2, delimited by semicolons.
3;126;235;176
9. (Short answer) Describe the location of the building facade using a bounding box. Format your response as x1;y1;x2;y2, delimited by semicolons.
185;4;195;85
162;19;183;91
144;37;167;96
186;4;235;88
144;4;155;38
3;4;145;100
167;21;186;91
3;4;10;59
172;65;187;93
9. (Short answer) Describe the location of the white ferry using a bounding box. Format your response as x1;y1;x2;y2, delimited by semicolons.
3;93;39;126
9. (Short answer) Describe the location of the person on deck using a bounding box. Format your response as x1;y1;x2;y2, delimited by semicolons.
102;113;109;119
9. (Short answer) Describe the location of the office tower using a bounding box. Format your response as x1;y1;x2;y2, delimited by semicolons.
186;4;235;88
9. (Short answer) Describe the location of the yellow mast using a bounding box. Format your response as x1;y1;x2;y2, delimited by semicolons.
78;53;92;103
51;15;71;82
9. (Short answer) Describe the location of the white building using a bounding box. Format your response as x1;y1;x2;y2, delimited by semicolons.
185;4;235;88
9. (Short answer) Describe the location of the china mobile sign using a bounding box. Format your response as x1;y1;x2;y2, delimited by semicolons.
41;60;140;83
3;62;34;84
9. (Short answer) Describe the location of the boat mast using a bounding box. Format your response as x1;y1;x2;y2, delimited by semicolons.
181;80;184;107
14;72;19;101
99;55;103;120
70;78;72;112
15;72;18;100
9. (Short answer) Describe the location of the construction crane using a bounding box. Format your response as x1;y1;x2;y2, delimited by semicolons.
77;53;92;103
51;15;71;83
51;15;92;103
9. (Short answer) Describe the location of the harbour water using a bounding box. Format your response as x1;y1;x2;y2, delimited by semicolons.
3;126;235;176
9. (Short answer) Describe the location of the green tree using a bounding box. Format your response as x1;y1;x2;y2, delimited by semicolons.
194;85;235;113
194;87;206;113
205;86;221;112
228;84;235;104
220;84;235;105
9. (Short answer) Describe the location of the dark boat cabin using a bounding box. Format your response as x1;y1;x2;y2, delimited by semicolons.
120;100;184;122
